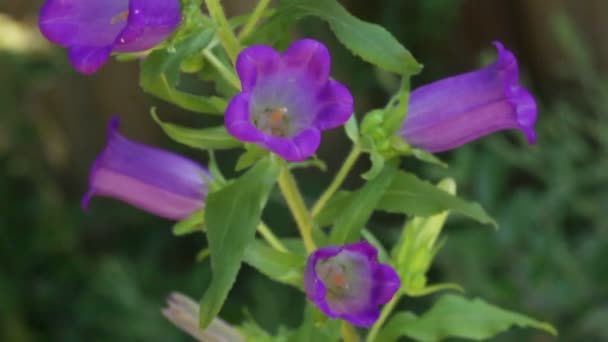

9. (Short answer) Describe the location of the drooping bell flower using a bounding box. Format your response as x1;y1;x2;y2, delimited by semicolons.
82;116;209;220
38;0;182;74
225;39;354;162
304;241;401;327
400;41;537;153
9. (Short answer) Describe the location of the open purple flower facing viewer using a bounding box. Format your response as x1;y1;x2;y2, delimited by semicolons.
38;0;182;74
225;39;354;162
400;41;537;152
82;116;209;220
304;241;401;327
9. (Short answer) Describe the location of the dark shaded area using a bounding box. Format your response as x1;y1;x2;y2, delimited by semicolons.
1;0;607;340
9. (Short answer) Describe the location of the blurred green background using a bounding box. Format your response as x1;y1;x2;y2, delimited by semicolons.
1;0;607;341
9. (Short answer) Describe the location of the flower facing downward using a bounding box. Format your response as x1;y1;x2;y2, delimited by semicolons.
39;0;182;74
400;41;537;153
82;116;209;220
225;39;354;162
304;241;401;327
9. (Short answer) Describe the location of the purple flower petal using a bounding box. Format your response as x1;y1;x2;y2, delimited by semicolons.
264;127;321;162
314;80;354;130
68;45;114;74
400;41;537;152
372;264;401;304
304;241;401;327
39;0;128;47
281;39;330;84
226;39;353;161
83;116;209;220
236;45;281;91
39;0;181;74
225;92;265;142
114;0;182;52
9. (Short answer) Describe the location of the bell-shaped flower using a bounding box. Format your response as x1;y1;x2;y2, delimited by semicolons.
225;39;354;162
82;116;209;220
304;241;401;327
400;41;537;153
38;0;182;74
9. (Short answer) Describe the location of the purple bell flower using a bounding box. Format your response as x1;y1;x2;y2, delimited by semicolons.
225;39;354;162
304;241;400;327
400;41;537;153
82;116;209;220
39;0;182;74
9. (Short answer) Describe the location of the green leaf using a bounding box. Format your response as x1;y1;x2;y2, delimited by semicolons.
329;163;397;244
378;172;497;227
243;240;306;288
258;0;421;75
411;148;448;168
377;295;557;341
317;172;496;227
199;158;281;328
344;115;359;143
172;209;205;236
235;145;269;171
140;29;228;114
288;157;327;172
151;109;241;150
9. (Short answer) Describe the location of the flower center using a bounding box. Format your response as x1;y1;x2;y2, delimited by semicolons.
111;10;129;24
253;107;291;137
316;258;350;297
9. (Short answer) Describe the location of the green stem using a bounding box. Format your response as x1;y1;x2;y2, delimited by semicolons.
366;293;401;342
311;144;361;217
202;49;241;90
277;167;316;253
256;222;288;253
204;0;241;64
238;0;272;41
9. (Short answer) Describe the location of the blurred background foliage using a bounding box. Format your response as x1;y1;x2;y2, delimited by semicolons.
1;0;607;341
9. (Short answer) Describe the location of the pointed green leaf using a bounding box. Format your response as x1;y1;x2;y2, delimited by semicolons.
317;173;496;227
151;109;241;150
329;163;397;244
199;158;281;328
411;148;448;168
378;295;557;341
344;115;359;143
235;145;269;171
256;0;421;76
243;240;306;288
378;172;497;227
172;209;205;236
140;29;227;114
